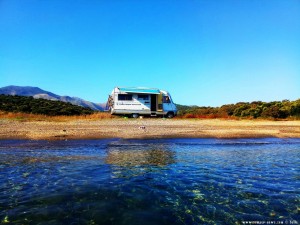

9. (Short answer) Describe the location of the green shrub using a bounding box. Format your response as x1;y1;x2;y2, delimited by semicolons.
0;95;94;116
176;98;300;119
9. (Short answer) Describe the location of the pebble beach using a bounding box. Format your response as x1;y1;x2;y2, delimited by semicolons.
1;118;300;140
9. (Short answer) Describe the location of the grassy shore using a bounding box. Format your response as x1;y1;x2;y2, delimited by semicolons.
0;112;300;140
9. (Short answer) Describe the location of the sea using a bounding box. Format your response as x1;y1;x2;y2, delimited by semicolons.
0;138;299;225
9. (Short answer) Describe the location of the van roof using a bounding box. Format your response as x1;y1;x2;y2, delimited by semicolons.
118;87;161;94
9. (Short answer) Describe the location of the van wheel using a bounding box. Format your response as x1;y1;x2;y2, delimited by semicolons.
166;112;174;118
132;113;139;118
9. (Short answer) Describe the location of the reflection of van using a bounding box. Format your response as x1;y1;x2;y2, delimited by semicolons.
106;87;177;118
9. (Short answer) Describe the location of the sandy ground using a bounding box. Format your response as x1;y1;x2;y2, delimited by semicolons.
1;118;300;140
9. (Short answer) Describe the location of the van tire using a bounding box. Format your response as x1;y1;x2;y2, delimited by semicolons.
132;113;139;118
166;112;174;118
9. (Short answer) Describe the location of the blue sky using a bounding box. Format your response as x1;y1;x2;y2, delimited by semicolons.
0;0;299;106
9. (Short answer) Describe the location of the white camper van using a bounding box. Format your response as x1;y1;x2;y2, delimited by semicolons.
106;87;177;118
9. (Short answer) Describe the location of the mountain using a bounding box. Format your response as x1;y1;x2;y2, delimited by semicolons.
0;85;105;111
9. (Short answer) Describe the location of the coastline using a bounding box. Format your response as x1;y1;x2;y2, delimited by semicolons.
1;118;300;140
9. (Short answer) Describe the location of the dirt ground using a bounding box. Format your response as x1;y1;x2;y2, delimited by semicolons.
1;118;300;140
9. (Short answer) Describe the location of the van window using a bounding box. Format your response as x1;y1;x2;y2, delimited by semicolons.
118;94;133;101
163;96;171;103
138;95;149;100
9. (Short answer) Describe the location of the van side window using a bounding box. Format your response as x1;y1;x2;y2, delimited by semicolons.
163;96;171;103
138;95;149;100
118;94;133;101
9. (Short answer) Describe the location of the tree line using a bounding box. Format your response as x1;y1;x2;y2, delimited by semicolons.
176;99;300;119
0;95;94;116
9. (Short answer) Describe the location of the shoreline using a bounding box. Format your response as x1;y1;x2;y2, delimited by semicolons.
1;118;300;140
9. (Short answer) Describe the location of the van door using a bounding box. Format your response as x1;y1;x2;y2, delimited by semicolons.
157;94;163;111
150;94;157;111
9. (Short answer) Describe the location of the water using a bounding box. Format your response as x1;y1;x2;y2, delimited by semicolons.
0;138;299;225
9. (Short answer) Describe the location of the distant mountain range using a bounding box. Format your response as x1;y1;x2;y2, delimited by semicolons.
0;85;105;111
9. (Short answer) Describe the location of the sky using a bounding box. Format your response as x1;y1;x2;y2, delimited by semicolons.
0;0;299;106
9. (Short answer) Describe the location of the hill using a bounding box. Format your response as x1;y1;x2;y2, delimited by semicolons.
0;85;105;111
0;95;93;116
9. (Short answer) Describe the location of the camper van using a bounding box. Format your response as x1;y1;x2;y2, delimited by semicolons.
106;87;177;118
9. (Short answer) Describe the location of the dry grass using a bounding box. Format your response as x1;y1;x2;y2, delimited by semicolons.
176;113;300;121
0;111;115;122
1;111;297;122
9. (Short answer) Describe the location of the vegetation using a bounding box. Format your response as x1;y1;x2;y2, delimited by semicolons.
0;95;94;116
1;94;299;120
176;99;300;120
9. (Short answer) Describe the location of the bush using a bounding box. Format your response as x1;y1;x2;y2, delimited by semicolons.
0;95;94;116
176;98;300;120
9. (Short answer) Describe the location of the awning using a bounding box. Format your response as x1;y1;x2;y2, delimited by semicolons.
118;87;161;94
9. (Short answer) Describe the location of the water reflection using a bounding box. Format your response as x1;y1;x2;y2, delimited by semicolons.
105;143;176;180
106;148;175;166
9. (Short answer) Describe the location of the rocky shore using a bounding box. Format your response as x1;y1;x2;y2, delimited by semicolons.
1;118;300;140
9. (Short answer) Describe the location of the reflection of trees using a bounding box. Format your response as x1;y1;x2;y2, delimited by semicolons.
106;149;175;166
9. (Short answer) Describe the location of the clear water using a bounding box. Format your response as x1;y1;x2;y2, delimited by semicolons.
0;138;299;225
